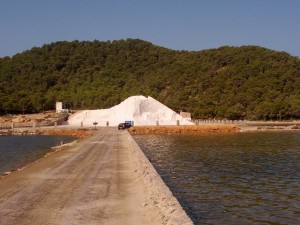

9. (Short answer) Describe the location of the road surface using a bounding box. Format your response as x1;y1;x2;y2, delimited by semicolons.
0;128;160;225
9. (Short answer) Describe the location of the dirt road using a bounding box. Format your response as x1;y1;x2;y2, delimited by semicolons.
0;128;161;225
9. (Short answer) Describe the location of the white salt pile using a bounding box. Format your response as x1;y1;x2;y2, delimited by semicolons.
67;95;194;126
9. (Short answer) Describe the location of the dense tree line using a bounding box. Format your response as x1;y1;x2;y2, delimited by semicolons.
0;39;299;120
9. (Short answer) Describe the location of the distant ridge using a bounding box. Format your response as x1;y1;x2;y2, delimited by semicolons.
0;39;299;120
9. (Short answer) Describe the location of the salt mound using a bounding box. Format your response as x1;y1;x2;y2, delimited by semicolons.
67;96;194;126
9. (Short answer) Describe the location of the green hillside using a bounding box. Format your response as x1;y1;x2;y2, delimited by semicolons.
0;39;299;120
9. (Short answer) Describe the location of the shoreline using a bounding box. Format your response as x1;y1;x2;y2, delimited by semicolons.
1;123;298;177
127;124;299;135
1;128;93;176
1;137;82;178
1;123;299;137
0;128;92;137
128;125;240;135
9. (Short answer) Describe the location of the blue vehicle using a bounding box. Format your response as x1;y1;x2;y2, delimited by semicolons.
117;121;132;130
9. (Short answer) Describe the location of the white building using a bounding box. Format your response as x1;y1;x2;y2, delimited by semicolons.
56;102;63;113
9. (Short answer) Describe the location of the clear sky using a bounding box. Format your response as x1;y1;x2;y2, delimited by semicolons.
1;0;299;57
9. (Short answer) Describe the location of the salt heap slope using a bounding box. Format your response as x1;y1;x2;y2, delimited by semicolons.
67;96;194;126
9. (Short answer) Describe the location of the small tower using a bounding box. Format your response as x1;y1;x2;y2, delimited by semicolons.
56;102;63;113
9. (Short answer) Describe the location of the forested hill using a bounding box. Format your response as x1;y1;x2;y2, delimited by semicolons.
0;39;299;120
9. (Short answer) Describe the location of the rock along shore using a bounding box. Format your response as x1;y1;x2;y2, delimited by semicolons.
37;129;92;137
128;125;240;135
0;128;92;138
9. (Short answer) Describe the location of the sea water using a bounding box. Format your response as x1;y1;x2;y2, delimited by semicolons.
134;131;300;225
0;135;77;174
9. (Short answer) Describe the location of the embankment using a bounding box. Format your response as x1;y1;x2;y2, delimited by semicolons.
38;129;92;137
128;125;240;135
127;131;193;225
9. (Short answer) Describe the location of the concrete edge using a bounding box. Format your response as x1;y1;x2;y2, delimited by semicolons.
126;131;194;225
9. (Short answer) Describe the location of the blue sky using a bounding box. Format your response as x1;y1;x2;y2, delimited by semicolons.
1;0;299;57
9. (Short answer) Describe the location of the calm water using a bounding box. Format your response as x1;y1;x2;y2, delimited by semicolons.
0;135;77;174
133;132;300;225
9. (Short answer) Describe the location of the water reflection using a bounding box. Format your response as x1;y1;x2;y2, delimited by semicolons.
134;132;300;225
